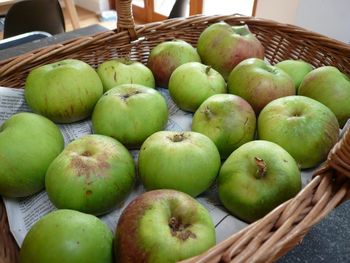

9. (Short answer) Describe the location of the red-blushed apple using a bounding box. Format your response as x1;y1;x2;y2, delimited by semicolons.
192;94;256;158
20;209;113;263
197;22;265;80
97;58;155;92
0;112;64;197
168;62;226;112
218;140;301;223
147;40;201;88
138;131;221;197
92;84;168;148
275;59;313;92
25;59;103;123
227;58;295;114
258;96;339;169
45;134;135;215
115;189;216;263
298;66;350;127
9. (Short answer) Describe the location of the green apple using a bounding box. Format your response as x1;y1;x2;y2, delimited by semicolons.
115;189;215;262
258;96;339;169
25;59;103;123
147;40;201;88
192;94;256;158
228;58;295;114
197;22;265;80
0;112;64;197
45;134;135;215
168;62;226;112
298;66;350;127
275;59;313;92
97;58;155;92
138;131;221;197
92;84;168;148
20;209;113;263
218;140;301;223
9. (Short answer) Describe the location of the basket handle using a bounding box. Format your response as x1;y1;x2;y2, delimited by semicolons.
115;0;137;40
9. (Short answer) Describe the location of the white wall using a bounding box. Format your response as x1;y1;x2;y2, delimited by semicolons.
295;0;350;44
254;0;350;43
255;0;299;24
74;0;110;14
203;0;255;16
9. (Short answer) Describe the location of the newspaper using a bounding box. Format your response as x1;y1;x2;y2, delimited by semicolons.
0;86;314;247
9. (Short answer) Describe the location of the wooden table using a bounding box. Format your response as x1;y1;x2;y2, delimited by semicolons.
0;0;80;29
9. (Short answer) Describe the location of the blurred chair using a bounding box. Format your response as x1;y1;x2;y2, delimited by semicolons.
3;0;65;39
168;0;189;19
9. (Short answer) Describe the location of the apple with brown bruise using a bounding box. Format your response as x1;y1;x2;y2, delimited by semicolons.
115;189;216;263
197;22;264;80
192;94;256;158
227;58;295;114
25;59;103;123
45;134;135;215
147;40;201;88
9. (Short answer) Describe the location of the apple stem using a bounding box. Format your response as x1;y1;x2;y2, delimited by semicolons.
255;157;267;178
204;106;213;120
81;151;92;157
205;66;212;75
119;56;133;65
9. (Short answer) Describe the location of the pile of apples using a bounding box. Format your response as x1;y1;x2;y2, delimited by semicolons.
1;21;349;263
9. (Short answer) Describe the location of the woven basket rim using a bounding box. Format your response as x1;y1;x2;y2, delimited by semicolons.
1;13;349;66
0;6;350;263
134;14;350;50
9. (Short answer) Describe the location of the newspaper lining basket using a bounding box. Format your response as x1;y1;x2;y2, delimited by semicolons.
0;0;350;262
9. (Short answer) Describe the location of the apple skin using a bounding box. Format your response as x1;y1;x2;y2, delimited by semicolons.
298;66;350;127
227;58;295;114
92;84;168;148
258;96;339;169
197;22;265;80
218;140;301;223
97;58;155;92
147;40;201;88
115;189;216;263
275;59;313;92
192;94;256;159
138;131;221;197
25;59;103;123
0;112;64;197
168;62;226;112
45;134;135;215
19;209;113;263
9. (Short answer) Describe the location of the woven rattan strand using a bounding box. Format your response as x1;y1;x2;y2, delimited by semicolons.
0;1;349;262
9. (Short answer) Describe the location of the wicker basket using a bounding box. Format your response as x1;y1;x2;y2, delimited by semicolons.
0;0;350;262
